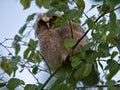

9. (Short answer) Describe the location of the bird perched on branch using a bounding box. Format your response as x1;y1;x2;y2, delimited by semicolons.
34;11;89;70
34;11;100;87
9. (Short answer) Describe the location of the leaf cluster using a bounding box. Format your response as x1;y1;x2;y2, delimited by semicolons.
0;0;120;90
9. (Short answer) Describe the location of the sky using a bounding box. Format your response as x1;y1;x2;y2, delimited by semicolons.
0;0;120;90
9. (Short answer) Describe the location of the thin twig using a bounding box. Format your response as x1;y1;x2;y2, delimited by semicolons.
25;65;40;84
0;43;12;55
95;7;110;23
73;30;89;50
37;51;52;75
40;66;62;89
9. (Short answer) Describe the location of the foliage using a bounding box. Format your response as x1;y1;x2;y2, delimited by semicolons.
0;0;120;90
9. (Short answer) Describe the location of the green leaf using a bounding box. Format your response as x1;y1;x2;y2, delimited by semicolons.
26;13;37;22
98;42;109;57
92;32;101;41
106;80;116;87
107;0;120;7
87;4;98;13
9;56;20;76
6;78;25;90
82;64;92;77
74;63;92;79
106;59;119;80
50;79;74;90
54;17;68;28
102;3;110;12
108;86;120;90
1;57;12;75
86;19;95;29
71;55;82;68
83;42;94;51
20;0;31;9
115;38;120;52
107;59;119;72
24;84;38;90
12;35;21;47
64;9;83;20
98;87;103;90
15;44;20;55
79;46;86;59
19;23;27;35
36;0;51;9
33;52;41;63
47;9;57;18
111;51;118;59
85;50;97;63
116;20;120;35
9;56;21;66
81;65;99;87
110;11;116;36
50;79;63;90
77;0;85;9
27;51;35;61
24;48;31;59
32;66;38;74
29;39;38;49
64;38;76;52
0;83;6;87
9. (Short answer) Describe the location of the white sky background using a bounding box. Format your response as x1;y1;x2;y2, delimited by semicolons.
0;0;120;90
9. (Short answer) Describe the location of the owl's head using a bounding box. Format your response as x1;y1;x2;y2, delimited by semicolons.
34;11;62;36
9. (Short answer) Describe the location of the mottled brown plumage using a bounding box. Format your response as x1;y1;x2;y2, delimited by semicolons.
34;12;89;70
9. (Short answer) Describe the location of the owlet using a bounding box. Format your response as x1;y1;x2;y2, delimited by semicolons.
34;12;89;71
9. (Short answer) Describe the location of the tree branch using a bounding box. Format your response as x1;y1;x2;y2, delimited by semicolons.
40;66;62;89
25;64;40;84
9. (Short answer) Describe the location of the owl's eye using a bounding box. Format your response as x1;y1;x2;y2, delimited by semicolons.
38;19;50;30
39;19;47;25
48;15;58;28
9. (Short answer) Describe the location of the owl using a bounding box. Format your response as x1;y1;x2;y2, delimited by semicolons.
34;11;89;71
